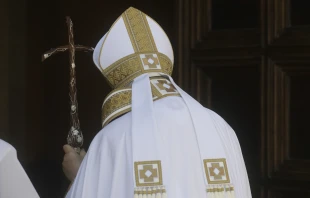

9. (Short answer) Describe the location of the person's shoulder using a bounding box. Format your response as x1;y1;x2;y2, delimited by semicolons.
0;139;15;151
204;108;224;121
91;113;131;144
0;139;16;161
204;107;233;128
203;107;238;135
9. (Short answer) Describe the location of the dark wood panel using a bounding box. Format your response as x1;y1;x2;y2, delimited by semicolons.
268;187;310;198
196;68;212;106
188;0;261;49
268;0;310;46
270;27;310;46
289;74;310;160
291;0;310;26
176;0;310;197
191;47;263;60
196;29;261;49
268;46;310;59
0;0;9;140
212;0;260;29
271;160;310;181
266;61;310;182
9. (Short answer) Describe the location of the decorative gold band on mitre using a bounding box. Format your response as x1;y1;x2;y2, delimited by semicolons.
101;76;180;127
100;7;173;89
102;52;173;89
99;7;176;129
122;7;157;53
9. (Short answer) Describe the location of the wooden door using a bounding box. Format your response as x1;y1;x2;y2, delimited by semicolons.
174;0;310;197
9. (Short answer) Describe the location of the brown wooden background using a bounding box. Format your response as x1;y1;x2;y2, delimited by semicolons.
1;0;310;197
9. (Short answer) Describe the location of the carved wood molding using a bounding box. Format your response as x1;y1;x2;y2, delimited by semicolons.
192;0;261;49
175;0;263;92
268;0;310;46
175;1;310;197
267;186;310;198
266;59;310;181
191;57;262;104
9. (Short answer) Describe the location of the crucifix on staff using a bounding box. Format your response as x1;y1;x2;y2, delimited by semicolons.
42;17;94;153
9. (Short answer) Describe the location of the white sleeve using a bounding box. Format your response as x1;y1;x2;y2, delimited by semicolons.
0;140;40;198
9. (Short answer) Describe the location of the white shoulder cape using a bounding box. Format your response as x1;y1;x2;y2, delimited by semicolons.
66;94;252;198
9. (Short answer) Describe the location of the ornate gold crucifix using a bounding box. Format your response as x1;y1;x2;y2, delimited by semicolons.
42;17;94;153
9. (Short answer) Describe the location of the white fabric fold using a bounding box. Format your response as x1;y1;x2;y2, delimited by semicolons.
66;75;252;198
168;76;252;198
0;140;39;198
132;74;162;187
132;74;159;161
167;76;226;185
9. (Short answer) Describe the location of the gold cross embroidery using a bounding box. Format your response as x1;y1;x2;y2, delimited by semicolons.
156;79;176;93
135;161;163;187
204;158;230;184
142;54;160;69
209;163;225;180
139;165;158;182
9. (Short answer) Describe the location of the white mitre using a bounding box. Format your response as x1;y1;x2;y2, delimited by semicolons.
93;7;177;127
0;139;39;198
93;7;174;82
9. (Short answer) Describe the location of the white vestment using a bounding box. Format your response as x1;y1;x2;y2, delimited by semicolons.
66;96;251;198
66;7;252;198
0;139;39;198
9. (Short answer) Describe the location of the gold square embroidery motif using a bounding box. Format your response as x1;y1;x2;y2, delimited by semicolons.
152;79;177;94
140;54;161;70
134;161;163;187
204;158;230;184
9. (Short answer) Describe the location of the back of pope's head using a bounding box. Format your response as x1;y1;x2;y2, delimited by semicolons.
93;7;177;127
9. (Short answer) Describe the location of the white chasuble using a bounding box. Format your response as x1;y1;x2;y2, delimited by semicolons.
66;7;252;198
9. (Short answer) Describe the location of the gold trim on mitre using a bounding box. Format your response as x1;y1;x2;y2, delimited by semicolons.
122;7;158;53
103;52;173;89
97;7;173;89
